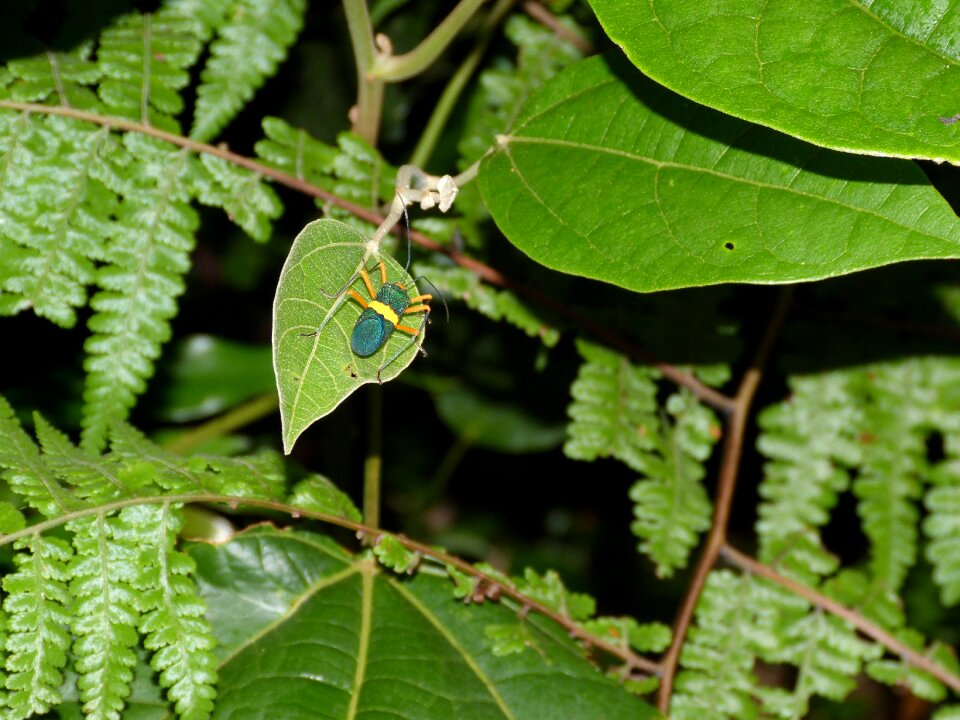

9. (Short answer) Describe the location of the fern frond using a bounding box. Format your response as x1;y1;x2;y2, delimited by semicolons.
867;631;957;703
925;460;960;605
97;11;203;132
629;391;717;578
768;602;880;712
108;423;211;494
191;0;307;141
67;514;141;720
565;341;717;576
162;0;231;41
321;133;396;232
192;154;282;241
3;535;73;719
3;44;100;108
0;395;75;517
851;363;930;603
254;116;338;184
195;450;287;499
0;113;115;327
124;504;217;719
671;570;762;720
81;134;198;451
254;119;395;232
755;371;860;583
33;413;149;504
564;339;659;471
414;265;560;346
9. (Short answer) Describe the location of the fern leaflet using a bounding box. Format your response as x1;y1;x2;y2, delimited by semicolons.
97;11;203;132
565;340;717;576
127;503;217;720
81;134;197;451
68;514;141;720
191;0;307;141
3;535;73;719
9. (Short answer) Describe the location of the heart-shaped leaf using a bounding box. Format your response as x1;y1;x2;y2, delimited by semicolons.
273;220;428;453
478;54;960;293
589;0;960;163
188;526;660;719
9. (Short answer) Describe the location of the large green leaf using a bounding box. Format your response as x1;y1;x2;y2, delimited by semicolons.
188;526;658;720
589;0;960;163
478;54;960;292
273;220;430;454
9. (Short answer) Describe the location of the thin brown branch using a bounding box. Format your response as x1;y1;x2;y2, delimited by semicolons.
0;492;660;678
721;543;960;695
522;1;594;54
0;100;733;410
657;287;794;713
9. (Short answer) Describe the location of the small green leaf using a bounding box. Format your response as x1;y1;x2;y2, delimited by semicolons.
516;568;595;621
478;54;960;292
272;219;430;453
589;0;960;163
288;475;361;523
372;536;420;574
485;623;538;657
582;617;672;654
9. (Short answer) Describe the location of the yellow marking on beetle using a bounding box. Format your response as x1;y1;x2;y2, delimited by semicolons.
368;300;399;325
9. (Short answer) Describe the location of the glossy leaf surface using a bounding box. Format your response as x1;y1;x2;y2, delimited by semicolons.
478;55;960;292
589;0;960;162
188;526;659;720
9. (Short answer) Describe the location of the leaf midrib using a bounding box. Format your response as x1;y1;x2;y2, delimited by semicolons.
499;134;954;245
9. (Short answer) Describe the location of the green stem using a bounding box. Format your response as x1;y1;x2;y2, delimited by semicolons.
161;392;279;455
369;0;489;82
411;0;514;168
342;0;384;145
363;387;383;529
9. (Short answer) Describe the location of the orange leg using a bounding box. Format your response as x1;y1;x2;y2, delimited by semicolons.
403;304;429;315
348;289;369;308
406;294;432;304
394;323;421;335
377;261;387;285
359;268;376;299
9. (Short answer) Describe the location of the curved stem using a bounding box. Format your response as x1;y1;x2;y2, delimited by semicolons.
521;1;593;54
656;287;793;713
369;0;489;82
343;0;384;145
363;387;383;529
161;392;278;455
410;0;515;169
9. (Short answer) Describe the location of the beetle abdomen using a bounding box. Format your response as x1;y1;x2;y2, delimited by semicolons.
351;308;392;357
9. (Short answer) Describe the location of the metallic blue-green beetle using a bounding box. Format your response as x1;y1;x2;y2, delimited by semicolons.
347;260;432;363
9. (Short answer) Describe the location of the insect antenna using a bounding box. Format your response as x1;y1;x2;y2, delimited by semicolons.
396;192;449;322
410;275;449;322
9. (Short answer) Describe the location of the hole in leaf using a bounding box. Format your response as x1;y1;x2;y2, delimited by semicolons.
723;242;735;251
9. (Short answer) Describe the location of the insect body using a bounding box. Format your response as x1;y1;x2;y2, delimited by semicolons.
345;259;433;376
